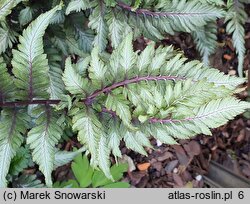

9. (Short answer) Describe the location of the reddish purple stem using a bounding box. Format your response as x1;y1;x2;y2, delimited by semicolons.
117;2;210;17
0;75;185;107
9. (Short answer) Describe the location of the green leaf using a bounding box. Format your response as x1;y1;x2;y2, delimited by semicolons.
103;182;130;188
123;129;147;156
71;154;93;187
92;163;128;187
132;0;142;10
53;180;79;188
76;29;94;53
107;11;131;48
54;146;86;169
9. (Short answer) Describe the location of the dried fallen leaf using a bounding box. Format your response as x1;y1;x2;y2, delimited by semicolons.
173;145;190;166
129;171;147;186
184;140;201;157
237;129;245;142
151;162;162;171
157;151;173;162
223;54;232;61
184;181;193;188
165;160;179;173
173;173;184;187
137;162;151;171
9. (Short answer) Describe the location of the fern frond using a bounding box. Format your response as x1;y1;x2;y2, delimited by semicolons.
0;57;17;102
46;47;65;99
105;93;135;130
88;2;109;51
27;106;63;187
66;0;224;48
198;0;225;6
116;0;224;39
76;28;95;53
191;21;218;65
65;34;248;176
107;10;131;48
0;108;29;187
12;4;63;100
54;146;86;169
63;57;89;96
0;0;22;21
9;146;31;176
89;47;107;88
65;28;89;57
0;22;17;54
12;174;44;188
18;6;34;26
70;105;103;168
98;134;112;180
123;128;147;156
225;0;247;77
66;0;91;15
149;97;250;141
107;117;122;159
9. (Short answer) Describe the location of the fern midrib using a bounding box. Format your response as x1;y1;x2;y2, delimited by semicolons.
27;12;52;100
149;103;242;124
84;75;186;104
117;2;217;17
0;108;18;187
85;116;97;158
38;105;52;183
7;108;17;142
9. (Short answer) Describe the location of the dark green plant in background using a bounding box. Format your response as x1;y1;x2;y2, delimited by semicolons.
0;0;249;188
54;154;129;188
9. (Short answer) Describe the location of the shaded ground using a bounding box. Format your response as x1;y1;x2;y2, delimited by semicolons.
123;117;250;187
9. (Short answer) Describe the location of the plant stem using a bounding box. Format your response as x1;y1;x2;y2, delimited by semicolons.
117;2;210;17
0;75;185;107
